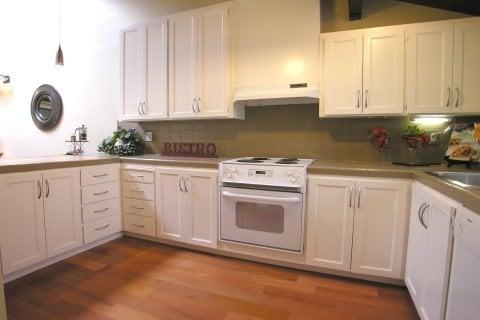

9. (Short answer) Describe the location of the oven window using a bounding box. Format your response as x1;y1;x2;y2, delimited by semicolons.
235;202;285;234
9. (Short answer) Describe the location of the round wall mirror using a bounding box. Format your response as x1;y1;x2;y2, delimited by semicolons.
31;84;63;131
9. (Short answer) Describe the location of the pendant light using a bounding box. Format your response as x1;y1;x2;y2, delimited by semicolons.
55;0;64;66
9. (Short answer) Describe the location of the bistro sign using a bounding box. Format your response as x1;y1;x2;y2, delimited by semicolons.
162;142;217;158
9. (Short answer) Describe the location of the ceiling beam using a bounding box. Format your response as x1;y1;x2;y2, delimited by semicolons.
348;0;363;21
397;0;480;16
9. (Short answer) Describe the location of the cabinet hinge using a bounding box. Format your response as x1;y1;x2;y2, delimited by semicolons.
404;101;407;111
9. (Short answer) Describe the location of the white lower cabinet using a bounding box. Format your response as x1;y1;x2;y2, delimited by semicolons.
0;168;83;275
405;182;458;320
306;175;410;279
43;169;83;258
0;172;47;274
156;167;217;248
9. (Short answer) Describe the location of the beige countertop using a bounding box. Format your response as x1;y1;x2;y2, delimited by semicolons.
0;154;478;214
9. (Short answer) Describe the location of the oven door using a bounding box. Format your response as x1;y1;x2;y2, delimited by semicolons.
220;186;304;252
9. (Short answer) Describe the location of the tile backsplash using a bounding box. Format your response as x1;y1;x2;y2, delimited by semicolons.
120;104;453;163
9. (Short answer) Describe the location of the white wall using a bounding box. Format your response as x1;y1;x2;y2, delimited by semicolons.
0;0;223;158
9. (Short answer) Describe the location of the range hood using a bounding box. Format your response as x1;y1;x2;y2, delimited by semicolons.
233;83;319;107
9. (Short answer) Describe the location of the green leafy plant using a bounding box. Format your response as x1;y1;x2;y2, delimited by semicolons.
403;123;430;149
98;128;145;156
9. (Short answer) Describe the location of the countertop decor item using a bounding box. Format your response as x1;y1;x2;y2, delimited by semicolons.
31;84;63;131
98;128;145;156
66;125;88;155
0;74;12;95
445;119;480;169
394;123;432;166
162;142;217;158
369;127;390;150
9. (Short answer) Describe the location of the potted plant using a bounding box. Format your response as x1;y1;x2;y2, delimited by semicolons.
98;128;145;156
402;123;430;150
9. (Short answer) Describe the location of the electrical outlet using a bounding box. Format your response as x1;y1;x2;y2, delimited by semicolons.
145;131;153;142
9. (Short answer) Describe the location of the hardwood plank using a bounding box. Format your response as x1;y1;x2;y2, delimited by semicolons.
5;237;418;320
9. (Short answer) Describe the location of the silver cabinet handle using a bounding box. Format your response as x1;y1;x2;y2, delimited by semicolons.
178;176;184;192
196;97;201;112
192;98;197;113
183;175;189;192
130;190;145;194
94;190;109;196
418;203;426;224
446;87;451;108
131;205;144;210
134;175;144;180
356;187;361;208
356;90;361;109
142;102;147;115
348;187;354;208
455;87;460;108
45;179;50;198
420;204;429;229
95;224;110;231
94;207;109;213
37;180;42;199
93;174;108;178
364;90;368;109
132;223;146;228
137;102;142;115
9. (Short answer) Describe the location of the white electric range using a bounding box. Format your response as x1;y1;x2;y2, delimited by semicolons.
219;157;314;252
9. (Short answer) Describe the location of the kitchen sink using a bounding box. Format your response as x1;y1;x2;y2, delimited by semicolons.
428;171;480;189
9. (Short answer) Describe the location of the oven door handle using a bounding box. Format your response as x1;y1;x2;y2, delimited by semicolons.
222;191;300;203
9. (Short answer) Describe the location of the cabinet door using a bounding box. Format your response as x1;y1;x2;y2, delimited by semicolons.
143;19;168;119
155;168;184;241
363;27;405;115
322;31;363;116
121;24;145;120
453;19;480;114
43;169;83;258
305;176;355;271
182;170;218;248
419;193;454;320
351;178;409;279
0;172;46;274
168;13;197;119
196;3;232;118
405;185;429;307
406;23;453;114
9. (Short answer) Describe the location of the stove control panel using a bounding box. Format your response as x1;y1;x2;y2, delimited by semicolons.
220;164;307;192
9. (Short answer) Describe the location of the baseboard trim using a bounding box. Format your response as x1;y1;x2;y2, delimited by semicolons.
123;232;405;286
4;232;123;283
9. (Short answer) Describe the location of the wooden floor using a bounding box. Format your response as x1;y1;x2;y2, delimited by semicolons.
5;237;419;320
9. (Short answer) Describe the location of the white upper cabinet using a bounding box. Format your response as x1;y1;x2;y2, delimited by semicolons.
169;2;236;119
321;27;404;116
195;3;232;118
406;23;453;114
322;31;363;116
306;176;355;271
168;12;197;119
0;172;46;274
43;169;83;258
453;19;480;113
120;19;168;121
363;27;405;115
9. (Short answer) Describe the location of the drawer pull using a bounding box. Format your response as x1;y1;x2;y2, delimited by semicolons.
131;190;145;193
131;205;144;210
94;207;110;213
132;223;146;228
134;175;144;179
93;174;108;178
94;224;110;231
94;190;109;196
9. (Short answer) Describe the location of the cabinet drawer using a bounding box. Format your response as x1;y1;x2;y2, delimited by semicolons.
82;182;119;204
83;214;121;244
122;198;155;218
81;165;119;186
123;214;156;237
82;198;120;222
122;182;154;201
122;170;154;184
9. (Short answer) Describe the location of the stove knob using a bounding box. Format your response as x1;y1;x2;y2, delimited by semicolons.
286;171;292;176
291;177;297;183
232;168;238;173
227;173;233;179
